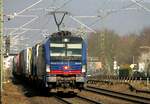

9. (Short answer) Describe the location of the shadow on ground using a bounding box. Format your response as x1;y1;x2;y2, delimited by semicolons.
11;76;77;98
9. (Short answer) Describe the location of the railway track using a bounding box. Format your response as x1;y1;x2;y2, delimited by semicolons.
87;79;150;94
85;86;150;104
54;95;71;104
76;95;102;104
54;94;102;104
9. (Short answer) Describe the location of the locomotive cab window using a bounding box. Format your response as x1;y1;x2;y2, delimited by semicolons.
67;44;82;57
50;43;82;57
50;43;65;56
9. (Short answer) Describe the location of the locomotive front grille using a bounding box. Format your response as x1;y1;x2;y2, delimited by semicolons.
56;76;76;82
56;76;76;88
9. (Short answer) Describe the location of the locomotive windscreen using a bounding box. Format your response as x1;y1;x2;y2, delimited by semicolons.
50;37;83;61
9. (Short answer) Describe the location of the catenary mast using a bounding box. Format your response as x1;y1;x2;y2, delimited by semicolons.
0;0;3;102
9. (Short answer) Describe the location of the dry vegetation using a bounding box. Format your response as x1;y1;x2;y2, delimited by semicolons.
2;80;31;104
88;27;150;65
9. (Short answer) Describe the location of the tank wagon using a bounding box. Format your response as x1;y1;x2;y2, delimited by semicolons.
13;31;87;93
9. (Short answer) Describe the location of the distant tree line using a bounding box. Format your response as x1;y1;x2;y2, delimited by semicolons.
88;27;150;72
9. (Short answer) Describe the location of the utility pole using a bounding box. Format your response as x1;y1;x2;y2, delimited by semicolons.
100;31;107;73
5;35;10;56
0;0;3;103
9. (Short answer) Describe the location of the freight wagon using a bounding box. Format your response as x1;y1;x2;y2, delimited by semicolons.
13;31;87;93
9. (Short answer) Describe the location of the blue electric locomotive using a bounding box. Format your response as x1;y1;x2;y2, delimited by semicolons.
35;31;87;93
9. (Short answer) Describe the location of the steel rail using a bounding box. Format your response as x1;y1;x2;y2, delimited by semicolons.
85;86;150;104
54;94;102;104
54;96;71;104
76;95;102;104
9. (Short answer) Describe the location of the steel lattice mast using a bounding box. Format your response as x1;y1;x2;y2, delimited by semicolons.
0;0;3;102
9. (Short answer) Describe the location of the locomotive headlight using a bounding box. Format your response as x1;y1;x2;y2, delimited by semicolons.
46;64;50;73
82;65;86;73
63;38;69;42
63;66;70;70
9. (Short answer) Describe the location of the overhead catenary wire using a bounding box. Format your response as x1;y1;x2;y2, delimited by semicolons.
7;14;51;39
5;27;46;31
48;0;73;31
97;0;111;12
6;0;43;20
6;0;44;36
69;15;96;33
89;0;144;27
130;0;150;12
9;16;39;35
5;0;147;36
16;0;43;16
122;0;143;9
8;12;49;38
8;0;74;51
39;15;51;30
47;0;97;33
47;0;96;32
54;0;73;11
5;0;150;50
6;0;93;36
8;0;73;36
